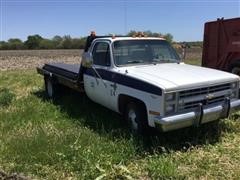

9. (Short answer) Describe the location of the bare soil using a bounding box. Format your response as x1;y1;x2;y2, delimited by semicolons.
0;50;83;71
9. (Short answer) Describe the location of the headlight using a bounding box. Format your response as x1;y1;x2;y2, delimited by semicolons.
166;93;176;101
166;104;175;114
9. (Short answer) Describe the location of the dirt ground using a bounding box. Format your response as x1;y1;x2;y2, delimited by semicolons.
0;48;202;71
0;50;83;71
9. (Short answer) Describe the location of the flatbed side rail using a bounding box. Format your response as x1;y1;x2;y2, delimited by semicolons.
37;67;49;76
36;67;84;93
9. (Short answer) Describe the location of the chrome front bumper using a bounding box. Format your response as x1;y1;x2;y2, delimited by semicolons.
154;99;240;132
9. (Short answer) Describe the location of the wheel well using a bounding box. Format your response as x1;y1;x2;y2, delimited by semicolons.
118;94;147;115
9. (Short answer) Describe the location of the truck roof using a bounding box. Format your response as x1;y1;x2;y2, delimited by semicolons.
95;36;166;42
84;35;167;52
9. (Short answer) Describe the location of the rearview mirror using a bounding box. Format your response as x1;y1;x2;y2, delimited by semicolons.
82;52;93;68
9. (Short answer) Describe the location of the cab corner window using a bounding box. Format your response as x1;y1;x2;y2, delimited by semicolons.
92;42;111;66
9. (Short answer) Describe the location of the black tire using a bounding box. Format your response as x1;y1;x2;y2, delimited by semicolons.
44;77;56;98
124;102;148;134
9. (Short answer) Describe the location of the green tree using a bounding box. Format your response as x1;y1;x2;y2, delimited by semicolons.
71;38;86;49
8;38;24;50
186;41;203;48
24;34;43;49
39;39;54;49
52;35;63;49
61;35;72;49
163;33;173;43
127;30;137;36
0;41;9;50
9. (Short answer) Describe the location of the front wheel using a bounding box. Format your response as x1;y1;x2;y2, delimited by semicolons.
125;102;148;134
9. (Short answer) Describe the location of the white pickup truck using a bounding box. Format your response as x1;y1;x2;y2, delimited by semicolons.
37;36;240;133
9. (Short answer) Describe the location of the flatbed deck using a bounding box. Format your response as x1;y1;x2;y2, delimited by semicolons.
43;63;80;80
37;63;84;92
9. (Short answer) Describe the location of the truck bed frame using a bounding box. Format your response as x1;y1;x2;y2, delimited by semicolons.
37;63;84;92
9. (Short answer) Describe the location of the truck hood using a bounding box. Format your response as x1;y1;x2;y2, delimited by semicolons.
118;63;239;91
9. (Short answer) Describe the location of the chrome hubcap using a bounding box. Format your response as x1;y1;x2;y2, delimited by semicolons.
128;109;138;130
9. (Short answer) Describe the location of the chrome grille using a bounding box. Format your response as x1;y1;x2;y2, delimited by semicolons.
178;83;231;111
179;83;231;98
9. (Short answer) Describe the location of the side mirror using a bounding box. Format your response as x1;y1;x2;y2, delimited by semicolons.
82;52;93;68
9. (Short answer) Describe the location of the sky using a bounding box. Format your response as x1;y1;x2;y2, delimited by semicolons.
0;0;239;42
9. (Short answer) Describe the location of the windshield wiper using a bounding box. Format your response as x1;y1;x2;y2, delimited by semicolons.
152;58;179;63
126;60;143;64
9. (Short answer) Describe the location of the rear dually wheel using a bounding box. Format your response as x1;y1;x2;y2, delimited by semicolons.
44;77;56;98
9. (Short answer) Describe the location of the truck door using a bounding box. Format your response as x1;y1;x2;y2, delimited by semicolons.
85;41;113;109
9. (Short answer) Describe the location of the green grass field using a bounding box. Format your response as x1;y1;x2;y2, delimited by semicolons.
0;69;240;179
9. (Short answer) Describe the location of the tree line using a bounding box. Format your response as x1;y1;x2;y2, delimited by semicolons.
0;35;86;50
0;31;174;50
185;41;203;48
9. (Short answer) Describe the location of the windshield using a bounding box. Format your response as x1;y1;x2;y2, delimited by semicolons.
113;40;180;66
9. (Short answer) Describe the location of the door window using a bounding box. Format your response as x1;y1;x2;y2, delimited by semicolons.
92;42;111;66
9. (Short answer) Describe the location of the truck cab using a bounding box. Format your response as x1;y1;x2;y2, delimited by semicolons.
37;36;240;133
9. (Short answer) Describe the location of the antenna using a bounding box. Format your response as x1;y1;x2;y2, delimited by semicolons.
124;0;127;35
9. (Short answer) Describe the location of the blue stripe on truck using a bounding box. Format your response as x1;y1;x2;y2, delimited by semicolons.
84;68;162;96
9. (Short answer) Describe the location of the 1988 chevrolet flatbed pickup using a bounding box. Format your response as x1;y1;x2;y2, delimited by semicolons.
37;36;240;133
